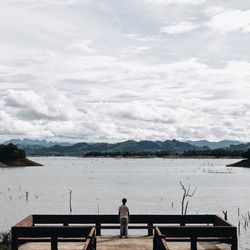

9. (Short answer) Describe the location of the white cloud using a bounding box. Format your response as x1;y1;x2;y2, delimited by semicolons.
1;56;250;142
207;9;250;33
205;6;225;16
0;0;88;5
121;46;150;54
0;0;250;142
160;21;200;34
3;89;82;121
139;0;205;5
66;40;97;54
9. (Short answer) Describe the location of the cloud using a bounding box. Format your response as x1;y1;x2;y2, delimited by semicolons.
121;46;150;54
138;0;206;5
66;40;97;54
160;21;200;34
1;56;250;142
0;0;88;6
207;9;250;33
108;103;177;124
3;89;82;121
0;0;250;142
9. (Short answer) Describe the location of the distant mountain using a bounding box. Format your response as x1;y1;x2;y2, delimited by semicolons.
3;138;250;157
228;143;250;151
4;139;72;147
3;139;73;156
20;139;201;156
186;140;243;149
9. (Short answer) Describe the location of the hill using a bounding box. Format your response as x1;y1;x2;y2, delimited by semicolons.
0;144;42;167
3;139;250;158
227;159;250;168
227;149;250;168
186;140;242;149
16;139;201;156
4;138;71;147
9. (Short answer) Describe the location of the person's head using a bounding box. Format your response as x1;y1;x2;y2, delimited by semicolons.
122;198;127;205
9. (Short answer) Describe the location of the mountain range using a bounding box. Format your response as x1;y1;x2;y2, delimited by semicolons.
3;139;250;156
4;139;72;147
186;140;242;149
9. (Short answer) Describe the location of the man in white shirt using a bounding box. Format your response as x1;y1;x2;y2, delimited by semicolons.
118;198;130;238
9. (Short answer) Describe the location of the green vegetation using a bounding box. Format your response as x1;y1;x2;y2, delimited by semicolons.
0;143;26;163
0;231;11;250
183;149;245;158
0;244;11;250
83;149;247;158
12;139;250;158
1;140;250;159
243;149;250;159
0;144;42;167
227;149;250;167
82;150;172;158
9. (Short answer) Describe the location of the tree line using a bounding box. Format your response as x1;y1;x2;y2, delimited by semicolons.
0;144;26;162
1;143;249;159
82;148;250;158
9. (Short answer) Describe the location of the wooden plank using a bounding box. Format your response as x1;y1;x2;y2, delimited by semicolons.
32;214;216;225
156;226;237;250
214;216;233;227
15;215;33;227
19;242;85;250
12;226;92;238
165;237;231;243
96;236;153;250
84;227;96;250
18;236;231;250
158;226;237;237
18;237;87;243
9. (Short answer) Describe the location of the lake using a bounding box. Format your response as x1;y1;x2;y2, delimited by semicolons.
0;157;249;249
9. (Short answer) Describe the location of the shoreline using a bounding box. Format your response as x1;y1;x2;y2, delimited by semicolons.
0;158;43;167
28;155;243;160
227;158;250;168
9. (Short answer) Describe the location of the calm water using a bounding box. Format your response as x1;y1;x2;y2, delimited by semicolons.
0;157;250;249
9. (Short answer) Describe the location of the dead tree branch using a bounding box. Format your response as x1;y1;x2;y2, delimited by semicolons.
180;182;197;215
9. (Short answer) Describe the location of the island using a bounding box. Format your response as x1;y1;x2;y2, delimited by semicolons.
227;149;250;168
0;143;42;167
227;159;250;168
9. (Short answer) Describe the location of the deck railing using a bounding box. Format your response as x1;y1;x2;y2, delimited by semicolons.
12;214;237;250
153;224;237;250
12;217;96;250
31;214;230;236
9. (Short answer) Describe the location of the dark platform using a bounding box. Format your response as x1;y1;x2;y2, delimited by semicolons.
12;214;237;250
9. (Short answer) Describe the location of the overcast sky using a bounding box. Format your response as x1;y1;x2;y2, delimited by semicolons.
0;0;250;143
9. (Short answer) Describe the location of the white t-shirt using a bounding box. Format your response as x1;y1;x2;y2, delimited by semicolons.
119;204;129;218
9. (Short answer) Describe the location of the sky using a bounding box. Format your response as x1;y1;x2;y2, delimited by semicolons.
0;0;250;143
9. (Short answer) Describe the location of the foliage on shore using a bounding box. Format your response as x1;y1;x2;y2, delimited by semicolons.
10;139;249;158
0;143;26;162
1;141;250;159
0;231;11;250
0;143;42;167
82;148;249;158
226;149;250;167
182;148;248;158
0;244;10;250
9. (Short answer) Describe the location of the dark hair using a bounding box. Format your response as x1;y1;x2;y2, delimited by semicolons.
122;198;127;204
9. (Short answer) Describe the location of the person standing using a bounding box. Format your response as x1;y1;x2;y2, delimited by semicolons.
118;198;130;238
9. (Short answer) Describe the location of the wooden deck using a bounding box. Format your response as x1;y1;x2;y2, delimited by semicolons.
19;242;85;250
19;235;231;250
13;215;237;250
97;236;152;250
